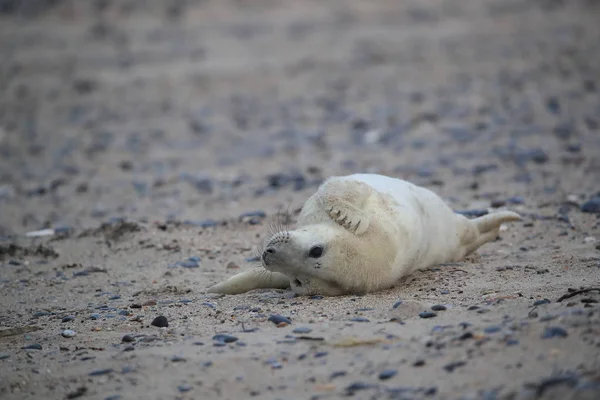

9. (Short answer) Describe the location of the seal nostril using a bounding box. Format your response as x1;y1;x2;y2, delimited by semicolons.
265;248;275;254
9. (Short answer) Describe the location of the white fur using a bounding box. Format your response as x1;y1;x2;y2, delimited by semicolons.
207;174;520;296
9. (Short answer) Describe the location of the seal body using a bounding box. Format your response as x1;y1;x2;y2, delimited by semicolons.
207;174;520;296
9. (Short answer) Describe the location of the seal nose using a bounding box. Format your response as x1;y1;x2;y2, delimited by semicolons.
262;247;275;263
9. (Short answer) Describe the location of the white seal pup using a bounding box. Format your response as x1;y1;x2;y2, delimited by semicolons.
207;173;520;296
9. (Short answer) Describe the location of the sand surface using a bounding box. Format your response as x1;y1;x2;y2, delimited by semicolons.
1;1;600;399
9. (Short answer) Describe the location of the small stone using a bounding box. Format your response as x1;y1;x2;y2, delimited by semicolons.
122;335;135;343
378;369;397;380
62;329;76;338
142;300;157;306
151;315;168;328
533;299;551;306
33;311;50;318
292;327;312;334
212;334;238;343
413;359;426;367
0;353;10;360
66;386;87;399
345;382;374;393
542;326;568;339
581;198;600;214
444;361;466;373
171;355;186;362
178;384;193;393
484;326;502;334
392;300;403;309
267;314;291;325
62;315;75;323
419;312;437;319
350;317;370;322
431;305;447;311
330;371;347;380
314;351;328;358
89;368;114;376
22;343;42;350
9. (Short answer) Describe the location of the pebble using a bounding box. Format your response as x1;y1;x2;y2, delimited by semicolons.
122;334;135;343
378;369;398;380
444;361;466;373
33;311;51;318
330;371;347;380
542;326;568;339
0;353;9;360
413;359;426;367
392;300;403;309
171;355;186;362
431;305;447;311
177;384;193;393
345;382;374;393
533;299;551;306
350;317;370;322
581;197;600;213
292;327;312;334
455;209;488;217
212;334;238;343
89;368;114;376
151;315;169;328
267;314;291;325
314;351;328;358
62;329;76;338
419;312;437;319
22;343;42;350
484;326;502;334
61;315;75;322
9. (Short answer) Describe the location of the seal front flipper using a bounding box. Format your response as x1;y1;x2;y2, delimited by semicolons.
207;268;290;295
318;178;372;235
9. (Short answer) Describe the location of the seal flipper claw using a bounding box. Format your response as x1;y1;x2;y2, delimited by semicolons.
319;178;372;235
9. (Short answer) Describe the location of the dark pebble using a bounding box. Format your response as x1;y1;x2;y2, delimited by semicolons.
177;384;193;393
413;359;426;367
33;311;51;318
62;315;75;323
310;295;324;300
89;368;114;376
171;355;186;362
468;305;480;311
66;387;87;399
121;335;135;343
330;371;347;380
506;339;520;346
440;290;450;294
533;299;551;306
350;317;370;322
267;314;291;325
455;209;488;217
314;351;328;358
212;334;238;343
419;312;437;319
345;382;374;392
151;315;169;328
22;344;42;350
392;300;403;309
0;353;10;360
378;369;398;380
443;361;466;373
581;198;600;214
542;326;568;339
431;305;447;311
484;326;502;334
90;313;101;320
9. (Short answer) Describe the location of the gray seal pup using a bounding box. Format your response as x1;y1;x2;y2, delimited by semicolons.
207;173;520;296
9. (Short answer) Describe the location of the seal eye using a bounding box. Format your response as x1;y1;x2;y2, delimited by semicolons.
308;245;324;258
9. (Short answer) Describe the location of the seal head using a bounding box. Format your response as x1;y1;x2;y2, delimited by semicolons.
261;225;347;295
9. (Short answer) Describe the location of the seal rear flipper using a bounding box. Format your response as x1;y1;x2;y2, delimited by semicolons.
461;210;521;255
473;211;521;234
206;268;290;295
